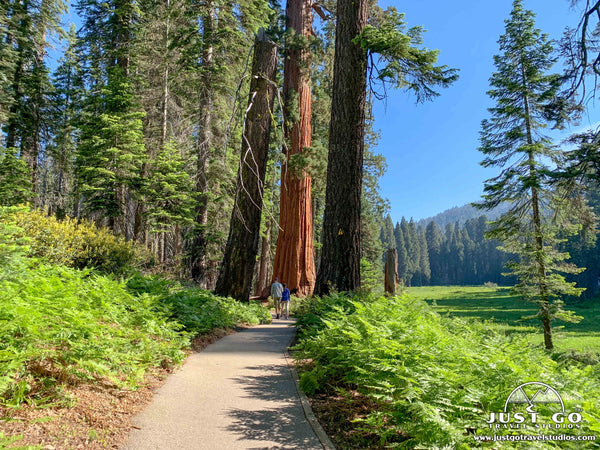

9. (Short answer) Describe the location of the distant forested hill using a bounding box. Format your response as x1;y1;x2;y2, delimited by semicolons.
416;203;511;229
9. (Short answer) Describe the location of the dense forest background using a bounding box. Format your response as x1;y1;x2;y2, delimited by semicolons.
383;194;600;295
2;0;600;298
0;0;394;294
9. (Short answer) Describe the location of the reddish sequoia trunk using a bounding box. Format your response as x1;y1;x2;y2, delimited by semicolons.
272;0;315;297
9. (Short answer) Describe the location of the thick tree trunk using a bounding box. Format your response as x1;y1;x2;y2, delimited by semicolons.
315;0;368;295
188;3;215;287
255;219;273;298
272;0;315;297
384;248;398;294
215;30;278;301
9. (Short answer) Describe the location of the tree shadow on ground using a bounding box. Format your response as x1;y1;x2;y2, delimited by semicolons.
225;364;322;450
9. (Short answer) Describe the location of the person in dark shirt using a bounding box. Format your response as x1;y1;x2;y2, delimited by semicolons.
281;283;291;320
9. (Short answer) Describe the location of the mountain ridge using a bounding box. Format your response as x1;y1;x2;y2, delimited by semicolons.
414;203;510;229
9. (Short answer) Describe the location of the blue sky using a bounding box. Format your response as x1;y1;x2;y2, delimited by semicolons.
373;0;599;224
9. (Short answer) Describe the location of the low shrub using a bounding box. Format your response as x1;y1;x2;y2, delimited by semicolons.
10;208;143;273
126;274;272;335
294;293;600;449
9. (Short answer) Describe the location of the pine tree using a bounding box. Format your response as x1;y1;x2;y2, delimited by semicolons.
394;221;409;286
143;141;195;236
476;0;583;350
4;0;67;189
185;0;271;288
47;24;85;218
380;213;396;252
0;147;32;205
315;5;457;294
76;68;147;235
0;2;16;132
76;0;147;236
417;226;430;285
215;30;278;301
425;221;444;285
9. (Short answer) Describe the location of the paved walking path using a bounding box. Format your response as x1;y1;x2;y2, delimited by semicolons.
122;318;325;450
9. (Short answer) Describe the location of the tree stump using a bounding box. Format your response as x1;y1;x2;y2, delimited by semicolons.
384;248;398;295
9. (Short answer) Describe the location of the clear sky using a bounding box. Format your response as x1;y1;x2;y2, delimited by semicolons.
373;0;599;224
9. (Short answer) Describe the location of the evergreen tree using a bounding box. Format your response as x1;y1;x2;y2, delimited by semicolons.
0;2;16;133
0;147;32;205
144;141;195;235
4;0;66;189
315;4;457;294
476;0;583;350
76;0;147;236
417;226;430;286
425;221;444;285
47;24;85;218
394;221;409;286
185;0;271;288
380;214;395;250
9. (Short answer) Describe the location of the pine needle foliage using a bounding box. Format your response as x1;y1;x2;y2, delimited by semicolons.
353;7;458;102
0;148;33;206
293;292;600;449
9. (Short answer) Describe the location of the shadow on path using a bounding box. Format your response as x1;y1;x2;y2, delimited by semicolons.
226;364;322;449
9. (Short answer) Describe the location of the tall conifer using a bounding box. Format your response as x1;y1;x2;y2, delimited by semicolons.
476;0;583;349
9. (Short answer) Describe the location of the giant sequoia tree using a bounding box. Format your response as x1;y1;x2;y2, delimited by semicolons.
272;0;316;297
477;0;583;350
316;6;457;294
314;0;369;294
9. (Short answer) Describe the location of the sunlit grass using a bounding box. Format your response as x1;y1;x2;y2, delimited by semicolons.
406;285;600;352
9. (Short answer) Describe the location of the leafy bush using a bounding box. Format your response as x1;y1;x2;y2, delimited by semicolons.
294;293;600;449
10;208;143;273
127;274;272;335
0;264;188;407
0;206;29;271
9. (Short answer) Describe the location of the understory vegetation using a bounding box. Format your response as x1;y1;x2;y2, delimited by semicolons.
293;292;600;449
0;206;269;412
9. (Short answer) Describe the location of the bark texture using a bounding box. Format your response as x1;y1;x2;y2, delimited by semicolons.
315;0;368;295
272;0;315;297
384;248;398;294
188;3;215;287
215;30;278;301
254;220;273;298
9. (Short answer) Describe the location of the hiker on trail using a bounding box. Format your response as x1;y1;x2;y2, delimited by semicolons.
281;283;291;320
271;278;283;319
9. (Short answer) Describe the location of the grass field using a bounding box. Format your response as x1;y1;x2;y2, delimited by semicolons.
406;285;600;353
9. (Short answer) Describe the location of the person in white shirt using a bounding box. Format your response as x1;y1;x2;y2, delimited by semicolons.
270;278;284;319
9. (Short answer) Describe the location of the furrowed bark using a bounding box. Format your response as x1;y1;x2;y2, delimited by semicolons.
215;30;278;301
315;0;368;295
272;0;316;297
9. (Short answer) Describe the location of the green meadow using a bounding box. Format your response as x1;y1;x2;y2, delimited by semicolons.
407;285;600;354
